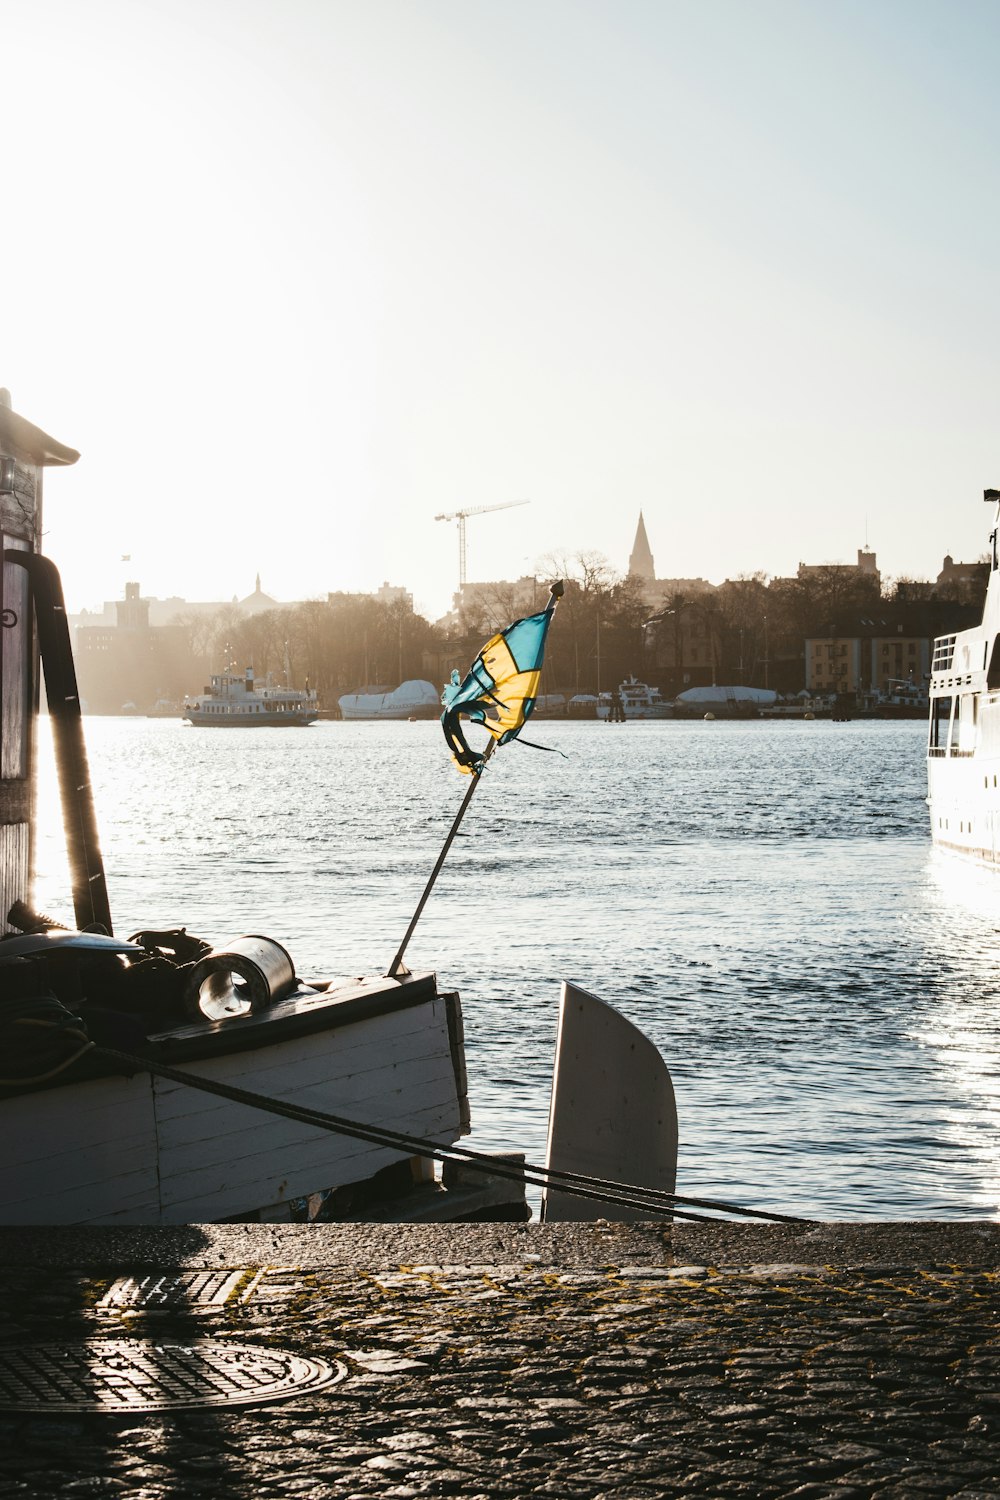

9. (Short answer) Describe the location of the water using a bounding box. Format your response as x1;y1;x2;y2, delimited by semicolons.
31;716;1000;1221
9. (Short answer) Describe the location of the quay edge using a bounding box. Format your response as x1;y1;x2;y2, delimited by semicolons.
0;1218;998;1270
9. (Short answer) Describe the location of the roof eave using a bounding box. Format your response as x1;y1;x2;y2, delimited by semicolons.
0;404;79;467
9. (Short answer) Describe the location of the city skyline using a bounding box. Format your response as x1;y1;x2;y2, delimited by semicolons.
67;510;977;626
6;1;1000;622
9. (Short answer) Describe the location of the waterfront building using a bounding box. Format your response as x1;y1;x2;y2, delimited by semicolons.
804;637;862;696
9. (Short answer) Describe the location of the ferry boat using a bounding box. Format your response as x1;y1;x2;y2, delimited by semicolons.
928;489;1000;863
596;676;673;719
183;667;319;726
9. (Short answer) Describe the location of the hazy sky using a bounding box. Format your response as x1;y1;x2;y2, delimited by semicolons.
5;0;1000;620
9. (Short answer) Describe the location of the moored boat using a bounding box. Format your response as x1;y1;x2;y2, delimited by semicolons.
928;489;1000;863
337;679;440;720
183;667;319;726
596;676;672;719
673;685;777;718
874;678;929;718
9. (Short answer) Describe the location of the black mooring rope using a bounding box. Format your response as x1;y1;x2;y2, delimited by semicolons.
95;1045;811;1225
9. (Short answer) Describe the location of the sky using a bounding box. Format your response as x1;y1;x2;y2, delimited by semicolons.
4;0;1000;621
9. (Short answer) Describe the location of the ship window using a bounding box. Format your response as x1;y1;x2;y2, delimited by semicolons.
929;696;952;751
988;637;1000;690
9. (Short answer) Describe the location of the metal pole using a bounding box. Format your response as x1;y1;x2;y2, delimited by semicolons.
386;737;496;978
7;551;113;934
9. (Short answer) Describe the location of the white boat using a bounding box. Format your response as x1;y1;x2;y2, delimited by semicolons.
596;676;673;719
0;931;477;1225
338;679;440;720
928;490;1000;863
673;685;777;718
183;667;318;726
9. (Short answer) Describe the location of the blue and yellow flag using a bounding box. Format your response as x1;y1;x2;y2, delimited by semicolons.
441;583;563;774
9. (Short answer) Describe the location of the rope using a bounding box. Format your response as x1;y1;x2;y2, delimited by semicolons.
95;1045;810;1225
0;994;94;1086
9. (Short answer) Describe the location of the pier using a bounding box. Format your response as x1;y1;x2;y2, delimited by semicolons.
0;1221;997;1497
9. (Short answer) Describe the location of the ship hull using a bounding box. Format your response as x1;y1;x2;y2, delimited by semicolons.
183;711;318;727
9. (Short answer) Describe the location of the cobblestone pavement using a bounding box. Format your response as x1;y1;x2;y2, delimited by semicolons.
0;1224;997;1499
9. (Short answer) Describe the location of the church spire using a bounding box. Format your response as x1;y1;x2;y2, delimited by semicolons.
628;512;655;581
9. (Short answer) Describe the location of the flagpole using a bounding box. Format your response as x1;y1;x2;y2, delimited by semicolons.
386;737;496;978
386;580;563;981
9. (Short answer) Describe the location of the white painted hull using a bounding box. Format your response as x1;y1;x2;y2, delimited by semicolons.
337;705;438;721
928;750;1000;865
0;974;468;1225
595;704;673;720
338;681;440;721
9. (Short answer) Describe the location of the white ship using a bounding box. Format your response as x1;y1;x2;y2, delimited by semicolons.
183;667;319;726
928;489;1000;862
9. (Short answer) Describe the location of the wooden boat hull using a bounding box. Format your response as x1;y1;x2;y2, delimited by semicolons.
0;973;469;1225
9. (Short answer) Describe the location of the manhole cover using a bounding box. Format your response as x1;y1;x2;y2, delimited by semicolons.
0;1340;345;1412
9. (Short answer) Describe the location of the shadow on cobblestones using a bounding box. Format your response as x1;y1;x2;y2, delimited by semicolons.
0;1227;243;1500
0;1225;998;1498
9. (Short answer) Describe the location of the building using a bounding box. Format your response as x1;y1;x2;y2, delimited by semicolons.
797;548;880;588
625;513;714;610
804;638;862;696
73;582;198;713
628;513;656;581
935;554;989;599
642;599;721;696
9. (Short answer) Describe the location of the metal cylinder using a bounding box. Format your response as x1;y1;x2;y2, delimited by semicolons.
183;935;296;1020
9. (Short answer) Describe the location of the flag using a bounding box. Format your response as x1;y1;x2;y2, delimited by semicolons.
441;583;562;774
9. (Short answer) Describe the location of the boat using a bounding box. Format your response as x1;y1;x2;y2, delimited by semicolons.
0;392;521;1226
873;678;929;718
595;676;673;720
928;488;1000;863
759;693;831;719
337;680;440;721
673;685;778;718
183;667;319;726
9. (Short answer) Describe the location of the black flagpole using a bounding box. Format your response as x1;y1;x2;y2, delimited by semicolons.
386;737;496;978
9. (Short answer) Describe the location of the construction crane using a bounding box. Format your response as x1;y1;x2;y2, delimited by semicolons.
434;500;530;592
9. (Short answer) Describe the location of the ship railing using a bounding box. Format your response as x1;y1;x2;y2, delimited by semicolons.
932;635;956;672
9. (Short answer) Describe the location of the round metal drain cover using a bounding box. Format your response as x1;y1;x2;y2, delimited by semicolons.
0;1340;345;1412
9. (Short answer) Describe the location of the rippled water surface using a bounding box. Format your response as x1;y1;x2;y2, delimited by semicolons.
33;716;1000;1220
